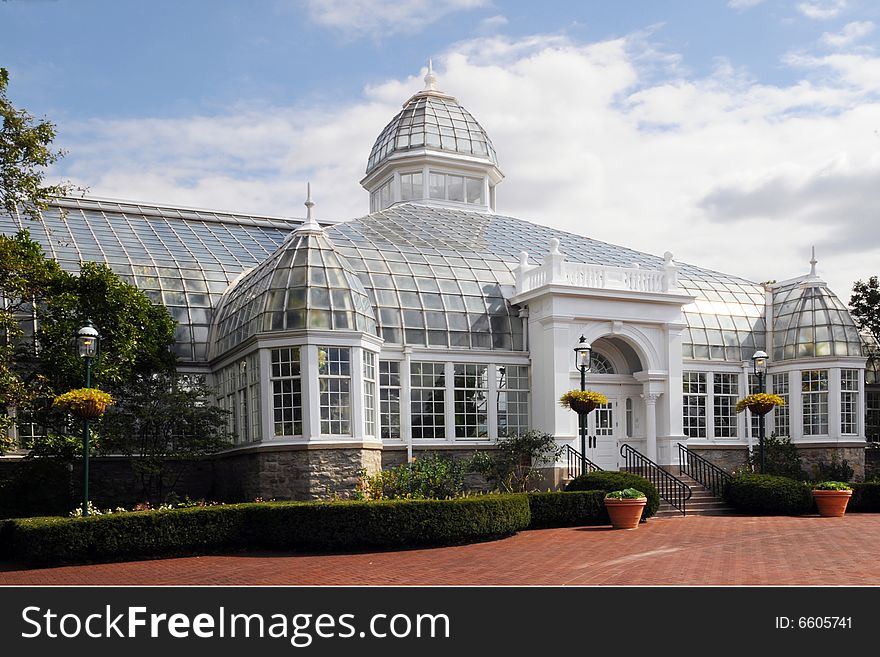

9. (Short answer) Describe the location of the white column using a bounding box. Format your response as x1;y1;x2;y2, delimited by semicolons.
351;347;365;440
259;347;274;442
789;369;803;440
303;345;321;440
444;361;456;442
828;367;842;441
642;392;660;462
487;363;498;438
401;347;413;460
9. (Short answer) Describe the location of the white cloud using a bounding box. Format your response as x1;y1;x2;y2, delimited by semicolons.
52;32;880;301
798;0;847;20
727;0;767;9
820;20;875;48
477;14;508;34
301;0;489;38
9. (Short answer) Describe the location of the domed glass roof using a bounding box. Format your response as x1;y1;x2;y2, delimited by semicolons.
772;279;862;360
366;91;498;175
210;229;377;357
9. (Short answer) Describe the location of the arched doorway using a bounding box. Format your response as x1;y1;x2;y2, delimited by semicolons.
579;336;646;470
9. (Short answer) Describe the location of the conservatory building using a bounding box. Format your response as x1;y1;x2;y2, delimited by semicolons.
1;68;868;498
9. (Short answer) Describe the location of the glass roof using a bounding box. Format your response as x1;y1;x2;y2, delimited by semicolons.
4;197;859;367
771;279;862;361
0;198;298;363
366;92;498;175
210;230;377;357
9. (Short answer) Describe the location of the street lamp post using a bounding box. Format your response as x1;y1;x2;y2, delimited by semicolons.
77;321;99;516
573;336;593;468
752;349;769;474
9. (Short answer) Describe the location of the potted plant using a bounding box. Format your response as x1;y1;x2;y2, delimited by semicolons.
735;392;785;416
52;388;114;419
559;390;608;415
812;481;853;517
604;488;647;529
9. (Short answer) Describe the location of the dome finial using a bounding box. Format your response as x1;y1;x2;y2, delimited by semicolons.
809;245;817;277
423;59;439;91
298;182;321;232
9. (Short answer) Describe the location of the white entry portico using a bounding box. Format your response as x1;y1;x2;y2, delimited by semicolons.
512;239;695;472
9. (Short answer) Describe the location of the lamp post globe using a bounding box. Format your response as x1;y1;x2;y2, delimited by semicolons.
77;320;100;515
751;350;769;474
573;336;592;468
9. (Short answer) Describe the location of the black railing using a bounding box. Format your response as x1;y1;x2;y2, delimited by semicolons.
620;443;692;516
678;443;732;498
563;444;602;480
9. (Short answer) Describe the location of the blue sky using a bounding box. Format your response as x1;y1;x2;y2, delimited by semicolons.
2;0;880;298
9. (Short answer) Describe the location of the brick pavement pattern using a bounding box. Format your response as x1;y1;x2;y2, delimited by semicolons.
2;514;879;586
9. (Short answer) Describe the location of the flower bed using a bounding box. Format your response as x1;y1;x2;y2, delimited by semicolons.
0;495;531;568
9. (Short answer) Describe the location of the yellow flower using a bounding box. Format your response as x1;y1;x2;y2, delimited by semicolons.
52;388;114;417
735;393;784;414
559;389;609;409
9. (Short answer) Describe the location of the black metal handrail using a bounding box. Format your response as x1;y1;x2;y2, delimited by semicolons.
678;443;732;498
619;443;692;516
563;444;602;480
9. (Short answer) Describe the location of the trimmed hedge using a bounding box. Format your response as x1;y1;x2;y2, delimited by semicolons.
723;473;812;515
849;482;880;513
527;491;607;528
565;471;660;519
0;495;531;568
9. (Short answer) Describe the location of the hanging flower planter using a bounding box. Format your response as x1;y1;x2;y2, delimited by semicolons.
559;390;608;415
735;393;785;417
52;388;114;419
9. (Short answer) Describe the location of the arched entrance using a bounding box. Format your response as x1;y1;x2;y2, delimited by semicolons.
578;335;647;470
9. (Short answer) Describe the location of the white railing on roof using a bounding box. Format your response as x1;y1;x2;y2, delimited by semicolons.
514;238;679;296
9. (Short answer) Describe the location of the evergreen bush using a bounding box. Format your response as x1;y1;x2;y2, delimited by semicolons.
723;473;812;515
564;471;660;519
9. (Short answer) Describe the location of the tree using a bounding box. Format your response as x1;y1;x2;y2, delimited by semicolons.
1;67;75;222
99;373;231;504
850;276;880;380
0;230;176;456
469;430;564;492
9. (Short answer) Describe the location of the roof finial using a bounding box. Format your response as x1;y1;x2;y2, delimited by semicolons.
809;245;817;277
298;182;321;232
423;59;439;91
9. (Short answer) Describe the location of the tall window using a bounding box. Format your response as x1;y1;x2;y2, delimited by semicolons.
867;390;880;443
319;347;351;435
379;361;401;440
363;351;377;437
683;372;707;438
453;364;489;439
371;179;392;212
271;347;302;437
802;369;829;435
411;362;445;439
771;372;789;438
625;398;633;438
400;172;423;200
713;373;739;438
748;374;761;439
497;365;529;436
248;353;261;442
841;369;859;435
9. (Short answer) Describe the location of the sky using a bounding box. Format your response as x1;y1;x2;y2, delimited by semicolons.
2;0;879;301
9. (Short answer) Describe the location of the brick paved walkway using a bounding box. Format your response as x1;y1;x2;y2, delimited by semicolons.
3;514;880;585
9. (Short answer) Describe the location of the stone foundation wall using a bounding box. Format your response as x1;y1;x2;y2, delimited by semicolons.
866;448;880;481
213;446;383;502
689;444;866;480
381;446;494;492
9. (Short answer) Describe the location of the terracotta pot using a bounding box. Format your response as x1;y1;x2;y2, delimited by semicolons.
604;497;647;529
76;399;107;419
568;399;598;415
812;489;852;517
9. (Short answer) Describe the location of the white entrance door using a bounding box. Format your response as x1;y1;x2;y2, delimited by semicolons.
586;401;619;470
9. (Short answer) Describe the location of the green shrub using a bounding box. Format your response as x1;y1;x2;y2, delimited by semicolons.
849;482;880;512
468;430;564;492
723;473;812;515
606;488;646;499
812;481;851;491
2;495;531;567
565;471;660;519
747;434;804;480
357;453;467;500
527;491;606;528
810;456;855;483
